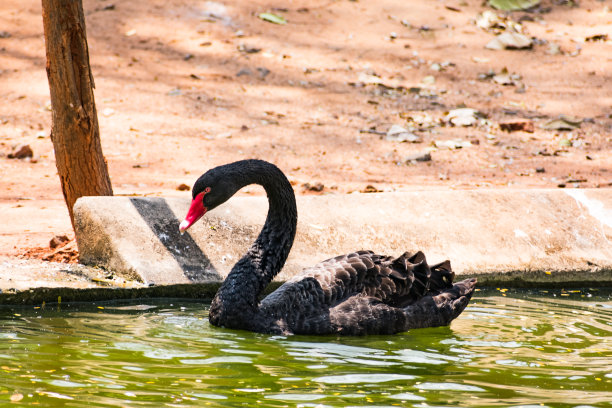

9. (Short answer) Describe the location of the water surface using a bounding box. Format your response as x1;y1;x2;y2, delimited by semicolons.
1;288;610;407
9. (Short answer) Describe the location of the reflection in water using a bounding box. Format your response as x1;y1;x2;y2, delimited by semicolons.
0;289;610;407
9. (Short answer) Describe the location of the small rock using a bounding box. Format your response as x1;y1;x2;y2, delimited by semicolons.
355;72;383;86
535;167;545;173
0;31;11;38
257;67;271;79
385;125;421;143
546;43;562;55
236;68;252;77
177;183;190;191
486;32;532;50
405;151;432;162
49;234;70;249
421;75;435;85
446;108;480;127
237;44;261;54
492;73;515;85
7;144;33;159
500;120;534;133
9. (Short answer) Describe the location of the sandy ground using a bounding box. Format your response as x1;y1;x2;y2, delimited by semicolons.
1;0;611;258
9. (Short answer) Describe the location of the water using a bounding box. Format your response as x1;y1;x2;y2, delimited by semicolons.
1;289;610;407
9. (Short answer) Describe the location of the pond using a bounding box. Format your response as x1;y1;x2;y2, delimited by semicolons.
1;288;610;407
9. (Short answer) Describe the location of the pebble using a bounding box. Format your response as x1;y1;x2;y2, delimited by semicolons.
7;144;33;159
405;152;432;163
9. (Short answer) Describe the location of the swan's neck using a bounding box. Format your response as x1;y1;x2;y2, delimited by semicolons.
209;161;297;329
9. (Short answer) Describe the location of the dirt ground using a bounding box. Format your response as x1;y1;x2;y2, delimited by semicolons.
1;0;611;258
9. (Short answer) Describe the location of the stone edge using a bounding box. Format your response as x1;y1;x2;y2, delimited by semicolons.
1;267;610;306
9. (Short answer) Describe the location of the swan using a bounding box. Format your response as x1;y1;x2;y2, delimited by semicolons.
179;159;476;335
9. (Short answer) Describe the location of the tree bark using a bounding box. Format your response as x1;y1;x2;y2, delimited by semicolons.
41;0;113;230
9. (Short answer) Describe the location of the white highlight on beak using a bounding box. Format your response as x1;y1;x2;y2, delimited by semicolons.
179;219;190;234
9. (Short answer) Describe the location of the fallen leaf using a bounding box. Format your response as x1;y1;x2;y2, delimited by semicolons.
585;34;608;42
476;10;503;30
259;12;287;25
361;185;382;193
542;115;582;131
10;393;23;402
489;0;540;11
302;182;324;192
472;56;490;63
385;125;421;143
435;139;472;149
500;120;534;133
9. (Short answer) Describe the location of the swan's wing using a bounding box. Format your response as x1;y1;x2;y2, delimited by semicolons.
261;250;455;312
296;250;455;306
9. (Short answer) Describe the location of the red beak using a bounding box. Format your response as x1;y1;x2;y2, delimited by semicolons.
179;192;207;233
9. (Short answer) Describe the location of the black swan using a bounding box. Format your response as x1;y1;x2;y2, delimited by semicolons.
179;159;476;335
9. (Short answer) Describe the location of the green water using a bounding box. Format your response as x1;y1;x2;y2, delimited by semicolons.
0;289;610;407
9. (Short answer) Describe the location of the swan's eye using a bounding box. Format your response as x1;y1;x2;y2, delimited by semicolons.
204;187;211;193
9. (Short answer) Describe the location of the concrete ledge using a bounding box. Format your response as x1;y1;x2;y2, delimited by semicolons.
72;189;612;286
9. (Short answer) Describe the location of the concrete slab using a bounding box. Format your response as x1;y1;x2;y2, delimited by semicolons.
0;256;223;305
73;189;612;286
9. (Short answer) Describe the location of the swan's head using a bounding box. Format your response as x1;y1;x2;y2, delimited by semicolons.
179;166;239;233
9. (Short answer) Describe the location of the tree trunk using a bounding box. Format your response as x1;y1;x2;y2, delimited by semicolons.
41;0;113;230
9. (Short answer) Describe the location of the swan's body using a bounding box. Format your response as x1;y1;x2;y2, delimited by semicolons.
180;160;476;335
